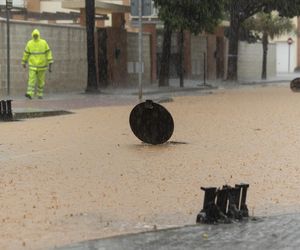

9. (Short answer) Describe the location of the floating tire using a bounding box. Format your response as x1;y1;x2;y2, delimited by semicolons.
290;78;300;92
129;100;174;145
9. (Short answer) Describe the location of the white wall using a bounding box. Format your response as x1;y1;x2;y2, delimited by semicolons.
102;0;123;4
0;0;25;8
40;0;75;12
238;41;277;81
276;41;296;73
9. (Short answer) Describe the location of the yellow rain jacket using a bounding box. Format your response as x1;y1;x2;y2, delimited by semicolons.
22;29;53;71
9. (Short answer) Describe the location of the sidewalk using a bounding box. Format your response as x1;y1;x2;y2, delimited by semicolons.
238;72;300;85
8;80;215;115
1;73;296;117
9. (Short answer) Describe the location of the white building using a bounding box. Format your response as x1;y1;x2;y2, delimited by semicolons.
271;17;298;73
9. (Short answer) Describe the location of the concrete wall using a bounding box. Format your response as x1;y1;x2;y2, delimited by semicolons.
190;35;207;79
127;32;151;85
238;41;276;81
40;0;75;12
207;34;217;80
0;20;87;96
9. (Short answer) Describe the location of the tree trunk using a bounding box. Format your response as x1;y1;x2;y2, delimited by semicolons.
85;0;99;93
227;14;240;81
261;32;268;80
159;22;172;87
98;28;108;87
178;28;184;87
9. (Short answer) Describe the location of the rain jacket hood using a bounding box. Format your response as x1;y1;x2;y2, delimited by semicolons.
32;29;40;40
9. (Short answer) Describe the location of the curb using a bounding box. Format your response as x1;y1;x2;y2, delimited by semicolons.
13;109;73;119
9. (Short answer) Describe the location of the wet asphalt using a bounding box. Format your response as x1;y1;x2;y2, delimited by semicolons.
56;213;300;250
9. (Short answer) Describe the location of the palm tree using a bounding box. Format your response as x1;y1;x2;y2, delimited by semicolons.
85;0;99;93
244;12;294;79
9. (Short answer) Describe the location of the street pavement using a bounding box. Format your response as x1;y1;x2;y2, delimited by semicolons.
56;213;300;250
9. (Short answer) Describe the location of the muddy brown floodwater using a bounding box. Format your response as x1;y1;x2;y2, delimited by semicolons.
1;84;300;249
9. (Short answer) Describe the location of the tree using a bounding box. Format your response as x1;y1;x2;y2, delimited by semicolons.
85;0;99;93
154;0;224;87
244;12;294;79
271;0;300;17
225;0;300;81
224;0;269;81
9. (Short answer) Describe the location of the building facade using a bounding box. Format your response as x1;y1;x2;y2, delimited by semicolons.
1;0;282;92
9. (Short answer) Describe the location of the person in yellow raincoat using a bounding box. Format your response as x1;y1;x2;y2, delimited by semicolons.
22;29;53;99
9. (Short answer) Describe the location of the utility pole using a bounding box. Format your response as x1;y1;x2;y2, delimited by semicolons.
6;0;12;96
287;37;293;73
138;0;143;101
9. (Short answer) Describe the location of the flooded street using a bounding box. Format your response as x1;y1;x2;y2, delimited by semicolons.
1;83;300;249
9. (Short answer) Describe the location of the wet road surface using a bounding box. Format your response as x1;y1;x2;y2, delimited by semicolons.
57;213;300;250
